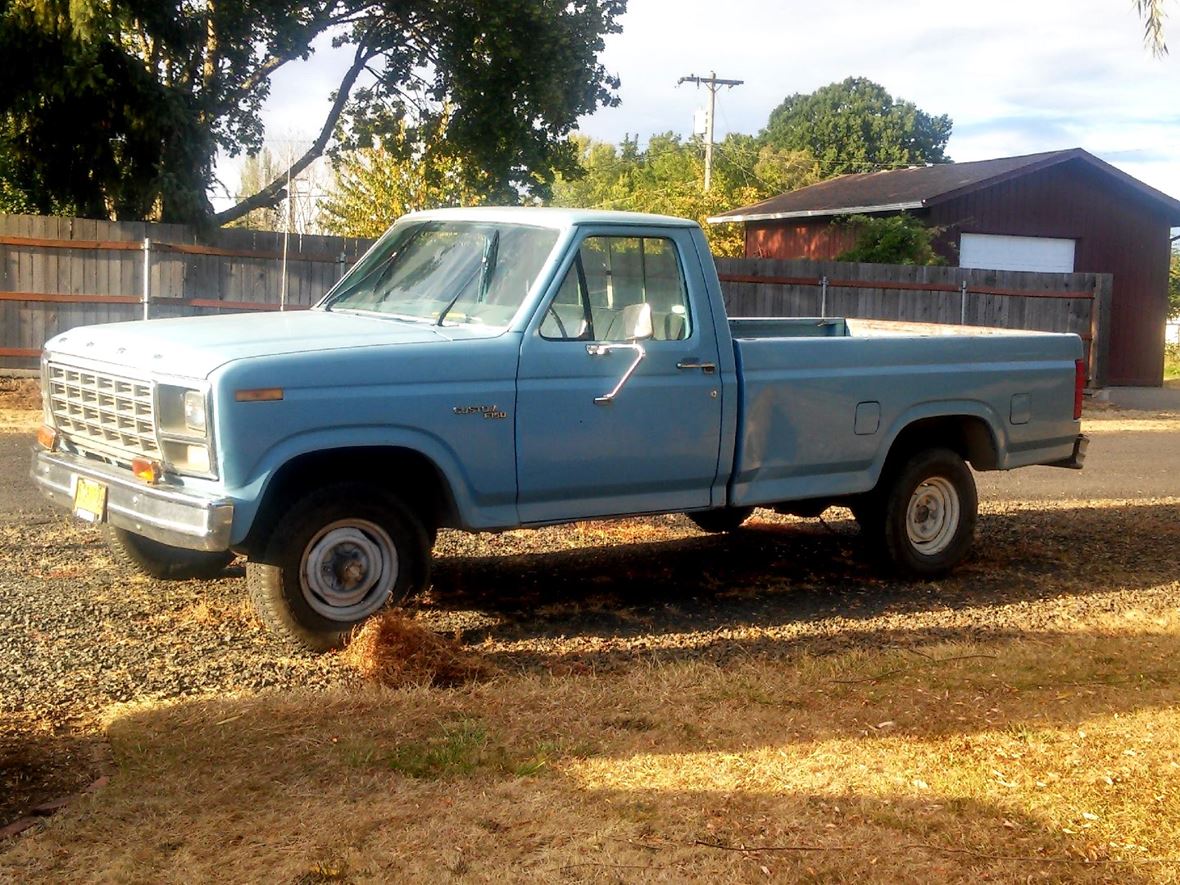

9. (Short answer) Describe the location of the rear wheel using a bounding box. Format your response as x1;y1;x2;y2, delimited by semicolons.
246;483;431;652
879;448;977;577
688;506;755;534
104;526;234;580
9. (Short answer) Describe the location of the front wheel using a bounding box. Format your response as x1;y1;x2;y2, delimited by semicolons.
246;483;432;652
104;526;235;580
879;448;977;577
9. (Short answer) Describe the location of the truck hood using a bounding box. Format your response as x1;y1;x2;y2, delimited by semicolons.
43;310;494;380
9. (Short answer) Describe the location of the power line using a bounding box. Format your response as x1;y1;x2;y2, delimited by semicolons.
677;71;743;192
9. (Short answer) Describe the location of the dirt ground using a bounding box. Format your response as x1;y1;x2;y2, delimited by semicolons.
4;377;1180;875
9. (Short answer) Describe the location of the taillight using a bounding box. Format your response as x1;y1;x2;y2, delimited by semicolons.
1073;359;1085;420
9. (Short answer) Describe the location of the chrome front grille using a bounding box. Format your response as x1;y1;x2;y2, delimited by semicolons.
47;362;160;462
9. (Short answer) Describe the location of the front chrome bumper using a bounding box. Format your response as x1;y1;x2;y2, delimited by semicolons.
30;448;234;551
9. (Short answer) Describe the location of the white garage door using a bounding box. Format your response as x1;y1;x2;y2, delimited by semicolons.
959;233;1076;273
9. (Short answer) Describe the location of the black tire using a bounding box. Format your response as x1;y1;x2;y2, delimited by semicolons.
104;526;235;580
246;483;432;652
688;506;755;533
849;495;884;536
879;448;977;577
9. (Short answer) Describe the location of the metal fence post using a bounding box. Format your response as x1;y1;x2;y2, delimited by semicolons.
142;238;151;320
336;250;346;281
959;280;968;325
820;275;828;318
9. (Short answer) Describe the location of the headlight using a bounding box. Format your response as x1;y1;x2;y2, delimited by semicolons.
183;390;207;433
155;384;216;478
157;385;208;438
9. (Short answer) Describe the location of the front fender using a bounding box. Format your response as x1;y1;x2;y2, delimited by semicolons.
225;426;518;545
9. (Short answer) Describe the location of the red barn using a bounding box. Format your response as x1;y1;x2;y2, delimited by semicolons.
710;149;1180;386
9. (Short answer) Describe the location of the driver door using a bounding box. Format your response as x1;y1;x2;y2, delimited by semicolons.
515;229;724;523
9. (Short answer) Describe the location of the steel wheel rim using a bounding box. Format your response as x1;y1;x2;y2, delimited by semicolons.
300;519;398;621
905;476;960;556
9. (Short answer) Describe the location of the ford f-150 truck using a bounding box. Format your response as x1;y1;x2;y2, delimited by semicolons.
31;208;1088;650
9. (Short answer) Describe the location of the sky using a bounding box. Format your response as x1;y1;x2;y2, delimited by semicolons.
215;0;1180;215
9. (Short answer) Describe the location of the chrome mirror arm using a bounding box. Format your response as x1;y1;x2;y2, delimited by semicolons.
586;342;646;405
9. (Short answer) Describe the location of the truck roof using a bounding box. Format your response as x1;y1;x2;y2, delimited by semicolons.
403;206;699;229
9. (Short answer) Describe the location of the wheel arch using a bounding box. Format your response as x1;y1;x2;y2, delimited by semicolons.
874;409;1002;489
239;445;460;556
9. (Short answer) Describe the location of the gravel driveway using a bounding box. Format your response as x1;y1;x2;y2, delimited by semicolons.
3;411;1180;825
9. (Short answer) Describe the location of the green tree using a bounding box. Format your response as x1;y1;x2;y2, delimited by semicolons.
835;214;945;266
761;77;952;178
320;120;485;238
0;0;625;225
550;133;819;256
228;149;285;231
1169;248;1179;317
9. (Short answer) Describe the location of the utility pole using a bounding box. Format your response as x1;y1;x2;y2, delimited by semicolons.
677;71;744;192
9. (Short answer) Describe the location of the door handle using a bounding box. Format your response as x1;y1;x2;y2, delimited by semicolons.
676;359;716;374
586;342;646;404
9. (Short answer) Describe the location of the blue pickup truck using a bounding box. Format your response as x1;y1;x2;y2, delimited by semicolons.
32;208;1087;650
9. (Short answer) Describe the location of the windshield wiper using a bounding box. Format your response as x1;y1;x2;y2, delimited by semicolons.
437;230;498;327
328;307;433;324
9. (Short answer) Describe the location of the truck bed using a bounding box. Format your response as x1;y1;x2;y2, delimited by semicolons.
728;318;1083;508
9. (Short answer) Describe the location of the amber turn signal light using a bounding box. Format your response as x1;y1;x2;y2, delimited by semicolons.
234;388;284;402
36;424;58;451
130;458;163;484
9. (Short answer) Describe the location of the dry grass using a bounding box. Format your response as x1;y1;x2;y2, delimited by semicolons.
1085;417;1180;433
0;377;42;433
3;605;1180;883
341;611;498;688
0;408;40;434
0;377;40;410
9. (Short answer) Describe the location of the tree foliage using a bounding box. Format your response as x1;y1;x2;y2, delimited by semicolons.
761;77;952;178
229;149;286;231
835;214;945;266
319;120;485;238
549;133;820;256
1137;0;1170;55
0;0;625;225
1169;247;1180;318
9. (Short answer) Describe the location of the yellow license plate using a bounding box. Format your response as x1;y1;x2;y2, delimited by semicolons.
73;477;108;523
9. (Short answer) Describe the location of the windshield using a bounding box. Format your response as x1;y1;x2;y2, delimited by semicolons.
321;219;560;328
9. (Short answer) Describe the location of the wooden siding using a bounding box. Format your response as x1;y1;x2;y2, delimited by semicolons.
744;220;858;261
927;160;1172;386
737;158;1173;386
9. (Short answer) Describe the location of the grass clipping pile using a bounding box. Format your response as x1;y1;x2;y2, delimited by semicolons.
340;611;495;688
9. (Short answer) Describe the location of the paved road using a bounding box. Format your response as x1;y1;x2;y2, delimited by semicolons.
977;429;1180;501
2;426;1178;524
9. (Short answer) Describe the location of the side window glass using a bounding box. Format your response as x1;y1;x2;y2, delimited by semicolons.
539;263;593;340
539;235;692;342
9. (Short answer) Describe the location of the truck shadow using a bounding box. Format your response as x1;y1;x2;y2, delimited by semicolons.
423;501;1180;660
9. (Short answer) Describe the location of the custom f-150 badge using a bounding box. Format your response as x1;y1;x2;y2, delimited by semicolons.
453;404;508;420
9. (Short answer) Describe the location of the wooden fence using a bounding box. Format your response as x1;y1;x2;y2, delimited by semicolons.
0;214;375;370
0;215;1114;386
716;257;1113;387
